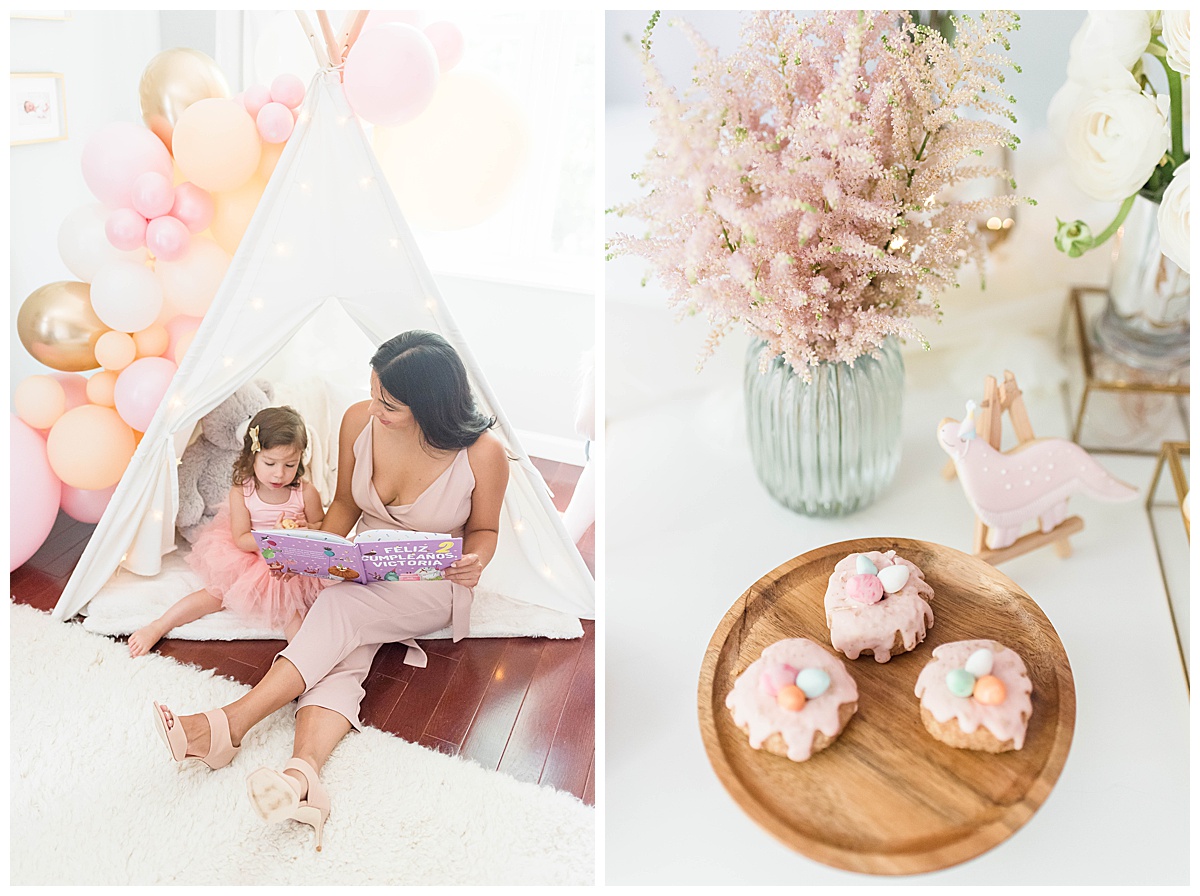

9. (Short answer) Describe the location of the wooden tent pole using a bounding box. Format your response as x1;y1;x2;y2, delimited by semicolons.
316;10;342;66
341;10;370;59
294;10;330;69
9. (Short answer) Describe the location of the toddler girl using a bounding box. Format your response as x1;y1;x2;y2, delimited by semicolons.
129;406;327;656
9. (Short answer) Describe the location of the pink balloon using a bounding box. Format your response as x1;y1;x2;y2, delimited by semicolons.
146;215;191;262
81;121;173;208
113;356;178;432
243;84;271;119
105;207;148;251
164;315;203;362
130;171;176;219
11;416;62;571
270;73;305;109
170;182;215;234
60;482;117;524
343;24;439;126
424;21;465;72
50;372;89;411
256;101;294;143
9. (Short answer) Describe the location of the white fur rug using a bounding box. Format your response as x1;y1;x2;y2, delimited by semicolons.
10;603;595;885
79;549;583;641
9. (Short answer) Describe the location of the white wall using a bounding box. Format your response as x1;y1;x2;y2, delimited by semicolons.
9;11;593;455
9;11;162;387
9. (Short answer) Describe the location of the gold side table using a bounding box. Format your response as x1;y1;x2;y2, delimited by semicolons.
1147;440;1190;689
1060;287;1190;455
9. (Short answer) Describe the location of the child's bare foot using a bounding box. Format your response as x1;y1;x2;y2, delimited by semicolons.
129;622;166;657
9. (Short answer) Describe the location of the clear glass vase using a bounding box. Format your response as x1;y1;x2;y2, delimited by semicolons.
1093;194;1190;372
744;336;905;516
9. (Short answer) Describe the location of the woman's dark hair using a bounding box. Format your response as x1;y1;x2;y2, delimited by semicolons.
371;330;495;451
231;405;309;488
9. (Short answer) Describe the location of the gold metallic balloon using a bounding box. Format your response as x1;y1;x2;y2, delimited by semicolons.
139;47;230;152
17;281;106;372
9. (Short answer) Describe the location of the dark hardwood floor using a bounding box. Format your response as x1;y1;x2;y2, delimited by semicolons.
9;457;596;805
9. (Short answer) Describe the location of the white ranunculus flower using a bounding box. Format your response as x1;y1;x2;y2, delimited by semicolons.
1047;62;1140;139
1062;87;1171;202
1067;11;1154;82
1161;10;1190;76
1157;160;1190;273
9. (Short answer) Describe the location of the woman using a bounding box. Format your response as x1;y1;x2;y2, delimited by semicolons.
151;330;509;850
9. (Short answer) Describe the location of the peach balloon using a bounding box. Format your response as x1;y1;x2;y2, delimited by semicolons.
155;237;230;316
50;372;89;411
210;176;267;253
133;324;170;358
256;139;285;183
46;405;137;490
85;369;120;407
94;330;138;371
172;97;262;193
14;375;68;430
373;70;530;230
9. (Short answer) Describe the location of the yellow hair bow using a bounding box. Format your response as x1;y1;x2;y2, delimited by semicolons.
248;425;261;453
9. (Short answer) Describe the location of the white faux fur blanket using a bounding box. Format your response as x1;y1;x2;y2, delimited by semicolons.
10;603;595;885
79;548;583;642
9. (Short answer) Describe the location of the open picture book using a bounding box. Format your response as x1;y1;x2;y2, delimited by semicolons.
251;528;463;584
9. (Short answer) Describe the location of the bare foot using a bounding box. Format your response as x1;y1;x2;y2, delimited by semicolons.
129;622;166;657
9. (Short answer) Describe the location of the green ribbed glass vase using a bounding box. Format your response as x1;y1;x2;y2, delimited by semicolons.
744;336;905;516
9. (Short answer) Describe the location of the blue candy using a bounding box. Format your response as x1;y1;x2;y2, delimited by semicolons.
855;554;878;575
795;667;831;698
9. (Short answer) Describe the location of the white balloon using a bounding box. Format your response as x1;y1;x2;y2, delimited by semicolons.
57;203;149;282
90;261;164;333
155;236;230;317
254;11;320;86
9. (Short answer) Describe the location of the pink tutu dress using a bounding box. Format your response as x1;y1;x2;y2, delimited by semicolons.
186;479;329;630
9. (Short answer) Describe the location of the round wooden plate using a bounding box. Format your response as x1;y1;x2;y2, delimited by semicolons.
698;537;1076;876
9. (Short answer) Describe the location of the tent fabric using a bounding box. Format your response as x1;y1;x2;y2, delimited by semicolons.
52;71;594;624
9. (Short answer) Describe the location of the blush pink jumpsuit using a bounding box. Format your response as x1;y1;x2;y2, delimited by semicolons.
276;420;475;730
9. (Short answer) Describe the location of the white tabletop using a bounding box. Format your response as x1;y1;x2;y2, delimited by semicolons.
602;106;1191;886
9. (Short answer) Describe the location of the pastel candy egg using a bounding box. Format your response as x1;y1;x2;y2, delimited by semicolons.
846;573;884;604
972;674;1007;705
795;667;831;699
757;663;798;698
945;668;976;697
776;684;807;712
855;554;878;575
877;564;910;594
964;648;995;677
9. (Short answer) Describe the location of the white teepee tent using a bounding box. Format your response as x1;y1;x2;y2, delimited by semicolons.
52;69;594;624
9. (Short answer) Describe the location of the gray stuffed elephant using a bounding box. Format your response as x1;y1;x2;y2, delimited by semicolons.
176;379;275;543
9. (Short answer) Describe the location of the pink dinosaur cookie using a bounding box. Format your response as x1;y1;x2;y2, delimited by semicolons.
914;639;1033;753
725;638;858;762
824;550;934;662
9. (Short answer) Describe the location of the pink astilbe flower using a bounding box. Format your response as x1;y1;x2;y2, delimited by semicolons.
608;10;1031;378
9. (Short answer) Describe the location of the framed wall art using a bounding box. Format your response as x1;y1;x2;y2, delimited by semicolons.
11;72;67;145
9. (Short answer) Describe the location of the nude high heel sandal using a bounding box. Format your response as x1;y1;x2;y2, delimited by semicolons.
151;702;239;770
246;758;331;851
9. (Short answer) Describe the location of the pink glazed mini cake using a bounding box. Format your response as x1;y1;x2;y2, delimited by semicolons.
914;639;1034;753
725;638;858;762
824;550;935;663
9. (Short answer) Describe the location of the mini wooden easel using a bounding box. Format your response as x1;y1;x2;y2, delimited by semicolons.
942;371;1084;564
